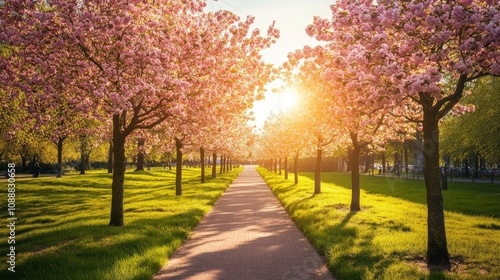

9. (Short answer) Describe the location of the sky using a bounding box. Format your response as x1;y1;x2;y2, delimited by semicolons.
205;0;334;130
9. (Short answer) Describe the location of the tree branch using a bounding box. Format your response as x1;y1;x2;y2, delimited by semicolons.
436;74;467;119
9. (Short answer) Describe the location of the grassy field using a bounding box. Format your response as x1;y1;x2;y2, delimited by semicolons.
0;167;242;280
304;172;500;218
257;168;500;280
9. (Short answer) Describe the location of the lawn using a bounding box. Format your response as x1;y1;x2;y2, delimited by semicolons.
303;172;500;218
0;167;242;280
257;168;500;280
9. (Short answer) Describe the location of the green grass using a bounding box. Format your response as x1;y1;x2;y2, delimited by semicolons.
303;172;500;218
0;167;242;280
257;168;500;280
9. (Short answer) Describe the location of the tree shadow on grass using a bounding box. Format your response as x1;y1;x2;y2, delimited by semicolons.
304;211;395;280
1;169;242;279
0;210;206;280
332;213;394;279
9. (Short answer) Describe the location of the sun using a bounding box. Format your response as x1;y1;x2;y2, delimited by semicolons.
278;87;300;113
248;86;301;132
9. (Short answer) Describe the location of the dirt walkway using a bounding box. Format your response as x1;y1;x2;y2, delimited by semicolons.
154;166;334;280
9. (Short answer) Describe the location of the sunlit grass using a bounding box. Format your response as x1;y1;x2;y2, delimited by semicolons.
257;167;500;280
0;167;242;280
302;172;500;218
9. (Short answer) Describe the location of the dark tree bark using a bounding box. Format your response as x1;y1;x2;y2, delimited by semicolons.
381;152;386;174
350;142;361;212
136;138;145;171
473;153;479;178
175;138;183;196
314;148;322;194
168;153;172;170
422;111;451;268
109;115;127;226
80;151;86;175
394;151;400;177
107;140;113;173
56;137;65;178
419;74;471;269
200;147;205;183
284;157;288;180
371;154;375;176
294;151;299;185
364;155;370;173
31;155;39;173
279;158;282;175
212;152;217;179
222;156;226;173
79;134;92;175
404;141;409;178
20;154;28;173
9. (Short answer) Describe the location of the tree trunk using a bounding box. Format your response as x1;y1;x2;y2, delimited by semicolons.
294;151;299;185
284;157;288;180
394;151;400;177
220;155;224;174
21;155;28;173
423;111;451;269
168;153;172;170
109;116;126;226
364;155;370;173
347;148;352;172
31;154;38;172
107;140;113;174
279;158;282;175
350;144;361;212
381;152;386;174
404;142;409;178
314;148;322;194
371;154;375;176
79;134;89;175
175;138;183;196
136;138;145;171
56;138;64;178
473;154;479;177
85;153;91;170
80;150;86;175
212;152;217;179
200;147;205;183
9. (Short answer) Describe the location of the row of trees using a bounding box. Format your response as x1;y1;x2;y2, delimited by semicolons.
256;0;499;269
441;76;500;172
0;127;245;175
1;0;278;226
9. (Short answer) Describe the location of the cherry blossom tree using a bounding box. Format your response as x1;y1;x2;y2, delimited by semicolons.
2;0;279;225
257;109;309;183
308;0;500;268
285;46;342;194
26;86;92;177
295;44;409;211
2;0;211;225
1;2;92;177
78;120;105;174
157;9;278;194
